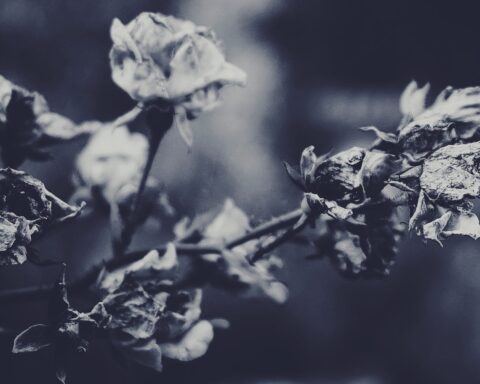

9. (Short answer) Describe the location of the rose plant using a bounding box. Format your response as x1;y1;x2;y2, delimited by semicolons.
1;11;480;383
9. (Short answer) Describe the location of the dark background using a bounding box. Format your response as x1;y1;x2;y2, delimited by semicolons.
2;1;480;383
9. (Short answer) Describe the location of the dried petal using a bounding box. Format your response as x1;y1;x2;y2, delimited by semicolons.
420;142;480;204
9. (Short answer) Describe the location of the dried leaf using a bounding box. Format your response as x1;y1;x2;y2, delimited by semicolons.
98;245;177;292
300;145;316;183
12;324;51;353
283;161;305;190
160;320;213;362
360;126;397;144
399;81;430;118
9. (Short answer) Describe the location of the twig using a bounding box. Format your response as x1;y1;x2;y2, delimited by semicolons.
0;208;305;302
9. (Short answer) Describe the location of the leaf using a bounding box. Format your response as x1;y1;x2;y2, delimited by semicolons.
283;161;305;190
98;245;177;292
399;80;430;118
302;193;352;220
442;210;480;239
175;109;194;149
12;324;52;353
160;320;214;362
422;211;452;245
205;249;289;303
408;191;434;232
359;126;397;144
420;209;480;244
202;199;250;242
114;337;163;372
300;145;317;182
0;168;82;223
420;141;480;204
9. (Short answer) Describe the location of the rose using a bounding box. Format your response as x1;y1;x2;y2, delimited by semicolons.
109;12;246;120
74;125;148;206
109;12;247;146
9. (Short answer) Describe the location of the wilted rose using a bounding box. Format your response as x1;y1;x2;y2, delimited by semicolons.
74;125;148;205
109;12;246;119
102;277;215;371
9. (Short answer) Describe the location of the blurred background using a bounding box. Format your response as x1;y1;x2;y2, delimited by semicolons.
2;0;480;383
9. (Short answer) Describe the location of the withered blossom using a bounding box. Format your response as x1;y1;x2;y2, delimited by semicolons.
109;12;246;145
12;267;110;384
102;277;215;371
109;13;246;110
74;125;148;205
0;168;82;265
0;75;98;167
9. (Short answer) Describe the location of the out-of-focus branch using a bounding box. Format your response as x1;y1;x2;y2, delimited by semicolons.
0;208;306;302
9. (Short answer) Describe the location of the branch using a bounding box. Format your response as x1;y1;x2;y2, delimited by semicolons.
0;208;305;302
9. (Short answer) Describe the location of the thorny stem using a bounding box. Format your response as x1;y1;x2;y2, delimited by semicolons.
0;208;305;302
